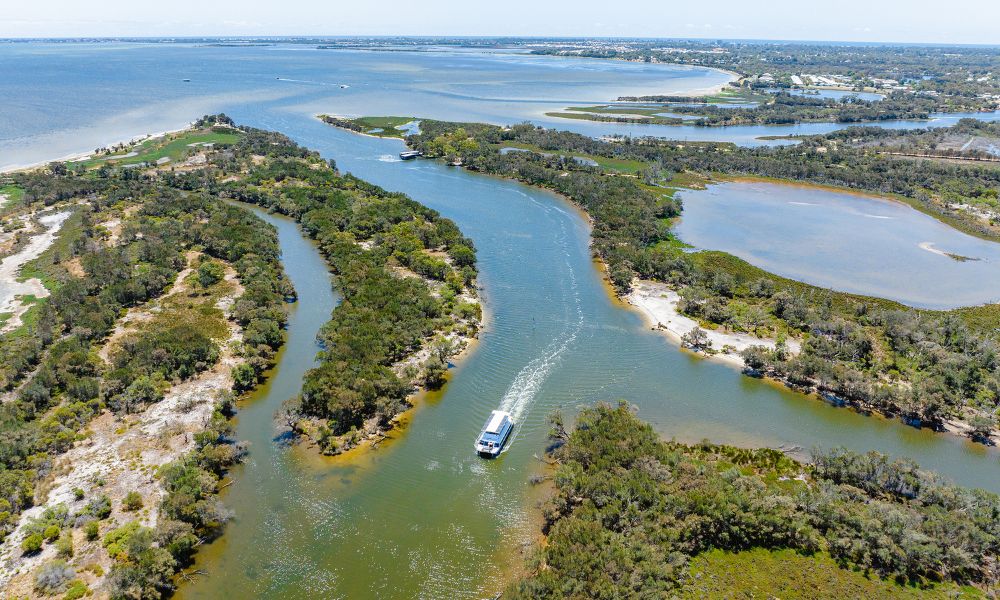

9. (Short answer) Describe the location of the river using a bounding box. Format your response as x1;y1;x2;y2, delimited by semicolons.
1;41;998;599
177;115;1000;598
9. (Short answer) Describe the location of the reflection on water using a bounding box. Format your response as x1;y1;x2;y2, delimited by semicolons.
676;181;1000;309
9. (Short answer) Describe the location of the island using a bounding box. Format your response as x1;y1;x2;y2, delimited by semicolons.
0;114;479;597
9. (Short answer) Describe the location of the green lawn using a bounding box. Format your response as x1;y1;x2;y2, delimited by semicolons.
77;129;242;168
0;185;24;206
353;116;416;138
545;109;684;126
680;548;984;599
706;88;770;105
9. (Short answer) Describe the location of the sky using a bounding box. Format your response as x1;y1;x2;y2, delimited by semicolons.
2;0;999;45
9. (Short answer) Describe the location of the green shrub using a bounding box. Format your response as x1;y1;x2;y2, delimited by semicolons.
63;580;88;600
55;531;73;557
84;520;99;541
123;491;143;512
21;533;43;554
197;259;226;288
43;524;60;541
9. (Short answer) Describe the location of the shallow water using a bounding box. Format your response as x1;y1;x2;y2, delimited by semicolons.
2;42;999;599
2;41;999;169
675;181;1000;309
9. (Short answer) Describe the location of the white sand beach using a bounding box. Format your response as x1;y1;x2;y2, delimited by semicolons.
626;279;800;368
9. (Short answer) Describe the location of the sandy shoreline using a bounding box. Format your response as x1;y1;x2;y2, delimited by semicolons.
626;279;799;369
676;69;740;97
0;125;191;175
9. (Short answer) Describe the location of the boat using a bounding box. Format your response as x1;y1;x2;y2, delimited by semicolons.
475;410;514;458
399;150;422;160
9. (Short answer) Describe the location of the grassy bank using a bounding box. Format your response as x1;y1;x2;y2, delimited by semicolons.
318;114;415;138
75;128;241;169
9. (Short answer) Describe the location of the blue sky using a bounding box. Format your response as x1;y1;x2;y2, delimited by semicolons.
3;0;999;44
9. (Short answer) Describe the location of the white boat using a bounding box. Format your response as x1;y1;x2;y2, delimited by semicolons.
399;150;422;160
475;410;514;458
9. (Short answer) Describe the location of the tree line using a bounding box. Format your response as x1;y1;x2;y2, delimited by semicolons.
510;403;1000;597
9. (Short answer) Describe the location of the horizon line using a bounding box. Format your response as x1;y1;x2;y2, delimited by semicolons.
1;35;999;48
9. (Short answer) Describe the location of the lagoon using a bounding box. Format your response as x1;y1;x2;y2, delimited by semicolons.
3;41;1000;169
675;181;1000;309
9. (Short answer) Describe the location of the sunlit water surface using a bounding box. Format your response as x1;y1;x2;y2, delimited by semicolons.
1;42;998;599
676;181;1000;309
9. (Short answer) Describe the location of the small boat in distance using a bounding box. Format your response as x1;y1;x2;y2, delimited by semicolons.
399;150;422;160
475;410;514;458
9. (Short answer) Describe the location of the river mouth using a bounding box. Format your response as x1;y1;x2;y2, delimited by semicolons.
675;180;1000;309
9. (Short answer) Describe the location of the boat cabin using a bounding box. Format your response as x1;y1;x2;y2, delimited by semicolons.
475;410;514;458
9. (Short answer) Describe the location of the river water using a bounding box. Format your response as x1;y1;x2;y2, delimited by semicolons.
1;41;999;599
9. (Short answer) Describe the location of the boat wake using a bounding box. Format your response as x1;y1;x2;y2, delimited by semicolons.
497;323;579;426
274;77;348;87
494;202;584;450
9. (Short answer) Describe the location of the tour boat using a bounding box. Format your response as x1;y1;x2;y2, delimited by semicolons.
475;410;514;458
399;150;422;160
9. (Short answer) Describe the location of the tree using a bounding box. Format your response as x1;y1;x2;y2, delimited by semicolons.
197;259;225;288
681;327;711;351
231;363;257;393
968;414;995;443
741;345;772;373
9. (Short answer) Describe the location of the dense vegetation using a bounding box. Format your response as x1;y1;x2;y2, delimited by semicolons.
392;118;1000;439
0;120;294;598
318;114;415;138
510;403;999;598
214;127;480;453
106;401;245;600
0;116;480;596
